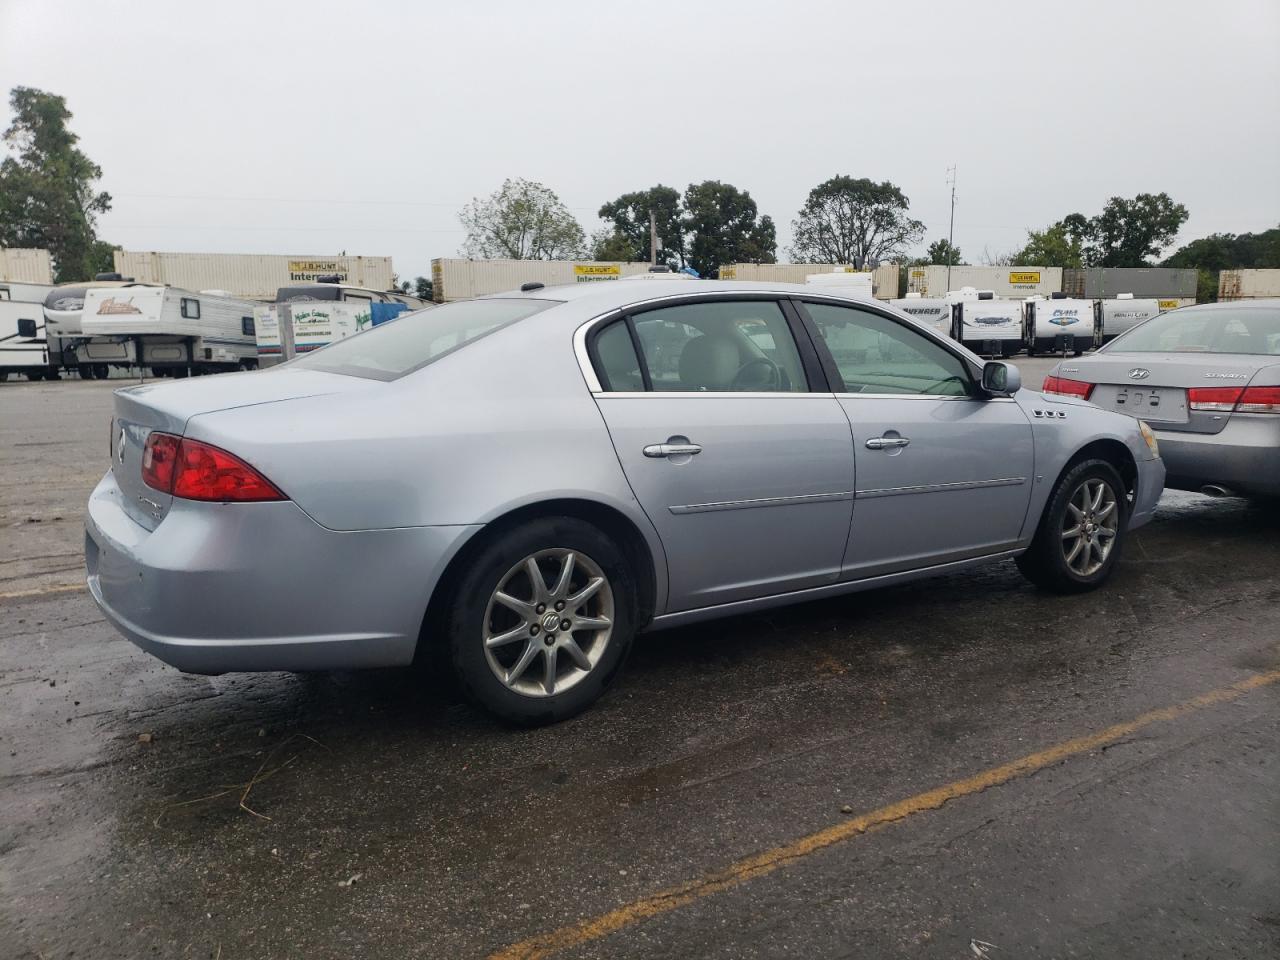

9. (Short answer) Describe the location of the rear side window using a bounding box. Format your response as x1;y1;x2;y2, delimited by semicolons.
292;298;555;380
180;298;200;319
593;321;644;391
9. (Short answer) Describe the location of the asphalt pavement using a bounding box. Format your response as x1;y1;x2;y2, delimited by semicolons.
1;369;1277;960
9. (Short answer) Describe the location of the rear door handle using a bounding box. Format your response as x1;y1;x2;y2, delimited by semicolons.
865;437;910;450
643;442;703;458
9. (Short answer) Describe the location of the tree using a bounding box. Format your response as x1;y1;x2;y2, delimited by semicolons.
1087;193;1188;267
1009;222;1086;268
458;178;585;260
682;180;775;278
1162;225;1280;303
597;185;684;266
0;86;113;282
412;276;433;300
925;238;963;266
789;176;924;268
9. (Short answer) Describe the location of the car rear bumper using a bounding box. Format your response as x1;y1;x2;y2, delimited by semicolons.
1129;456;1165;529
84;470;480;673
1153;416;1280;497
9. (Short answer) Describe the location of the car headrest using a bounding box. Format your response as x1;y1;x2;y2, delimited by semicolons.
679;334;739;390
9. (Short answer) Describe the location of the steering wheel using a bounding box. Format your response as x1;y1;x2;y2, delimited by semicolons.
732;356;781;391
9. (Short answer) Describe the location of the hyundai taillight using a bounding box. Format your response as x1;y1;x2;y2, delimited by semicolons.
1042;375;1094;399
141;432;285;502
1187;387;1243;412
1236;386;1280;414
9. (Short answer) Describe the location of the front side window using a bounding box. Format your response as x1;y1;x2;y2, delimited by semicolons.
1110;306;1280;355
804;302;974;397
292;297;554;380
180;298;200;319
624;300;808;393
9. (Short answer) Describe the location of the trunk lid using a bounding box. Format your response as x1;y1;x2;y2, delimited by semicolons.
110;368;372;530
1059;352;1275;434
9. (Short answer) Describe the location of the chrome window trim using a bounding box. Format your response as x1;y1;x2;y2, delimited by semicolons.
856;477;1026;499
669;490;855;515
595;391;836;400
835;393;1017;403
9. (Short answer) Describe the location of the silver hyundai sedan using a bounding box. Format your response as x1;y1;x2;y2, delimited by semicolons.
85;280;1164;723
1042;299;1279;498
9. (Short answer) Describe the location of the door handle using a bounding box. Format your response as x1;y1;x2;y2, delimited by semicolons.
643;442;703;458
865;436;910;450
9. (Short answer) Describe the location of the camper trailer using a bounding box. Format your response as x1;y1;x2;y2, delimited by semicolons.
77;285;259;377
1025;295;1095;356
945;288;1022;357
42;278;157;378
1093;294;1161;348
254;281;432;365
888;295;952;337
0;300;52;381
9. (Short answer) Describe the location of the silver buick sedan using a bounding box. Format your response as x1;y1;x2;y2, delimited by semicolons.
86;281;1164;723
1043;299;1280;498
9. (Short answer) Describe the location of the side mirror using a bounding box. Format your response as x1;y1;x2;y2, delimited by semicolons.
981;360;1021;395
17;317;38;338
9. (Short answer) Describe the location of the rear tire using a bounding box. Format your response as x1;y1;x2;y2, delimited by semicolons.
93;363;109;379
444;516;637;725
1017;459;1128;594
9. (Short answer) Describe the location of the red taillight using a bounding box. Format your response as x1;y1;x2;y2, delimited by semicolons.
142;432;180;493
1042;375;1094;399
1236;385;1280;414
1187;386;1244;412
141;432;285;502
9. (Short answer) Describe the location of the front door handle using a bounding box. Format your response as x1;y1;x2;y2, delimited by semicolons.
865;436;910;450
643;441;703;458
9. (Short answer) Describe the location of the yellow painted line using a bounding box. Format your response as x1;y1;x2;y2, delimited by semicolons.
0;582;87;601
490;669;1280;960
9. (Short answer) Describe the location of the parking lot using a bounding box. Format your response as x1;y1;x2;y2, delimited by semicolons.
2;366;1278;959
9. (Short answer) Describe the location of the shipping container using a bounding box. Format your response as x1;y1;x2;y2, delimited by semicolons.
717;263;898;299
0;248;54;284
1218;269;1280;300
1062;267;1197;299
113;251;396;300
430;259;655;301
905;265;1063;299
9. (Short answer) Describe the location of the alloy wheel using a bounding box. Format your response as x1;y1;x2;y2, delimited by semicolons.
482;548;614;698
1061;478;1119;577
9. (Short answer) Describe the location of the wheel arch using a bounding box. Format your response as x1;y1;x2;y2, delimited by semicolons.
415;497;662;664
1059;438;1138;498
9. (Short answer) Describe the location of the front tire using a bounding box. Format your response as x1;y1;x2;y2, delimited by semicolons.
1017;459;1128;594
445;517;637;725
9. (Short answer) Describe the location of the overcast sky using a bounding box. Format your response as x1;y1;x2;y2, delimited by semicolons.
3;0;1278;279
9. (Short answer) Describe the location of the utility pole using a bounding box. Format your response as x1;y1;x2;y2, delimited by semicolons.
946;166;957;293
649;209;657;266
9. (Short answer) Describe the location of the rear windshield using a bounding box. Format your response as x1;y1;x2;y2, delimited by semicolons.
291;298;555;380
1110;305;1280;355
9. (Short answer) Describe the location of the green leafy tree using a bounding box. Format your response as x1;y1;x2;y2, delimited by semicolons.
589;227;636;262
1162;225;1280;303
0;86;113;282
1086;193;1188;267
459;178;586;260
412;275;433;300
789;176;924;268
682;180;775;277
925;238;963;266
1009;221;1086;268
596;185;684;266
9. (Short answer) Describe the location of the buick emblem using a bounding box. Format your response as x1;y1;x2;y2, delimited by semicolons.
1127;368;1151;380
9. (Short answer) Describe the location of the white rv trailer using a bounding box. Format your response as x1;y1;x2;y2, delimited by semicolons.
1093;294;1161;348
946;288;1023;357
1024;295;1096;356
0;280;54;305
888;295;952;337
0;300;52;381
78;285;259;377
254;281;432;366
42;279;159;378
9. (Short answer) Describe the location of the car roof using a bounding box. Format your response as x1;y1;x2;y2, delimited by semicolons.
480;278;884;309
1169;298;1280;310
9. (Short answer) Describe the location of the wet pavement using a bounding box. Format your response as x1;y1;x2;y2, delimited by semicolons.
2;374;1277;960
